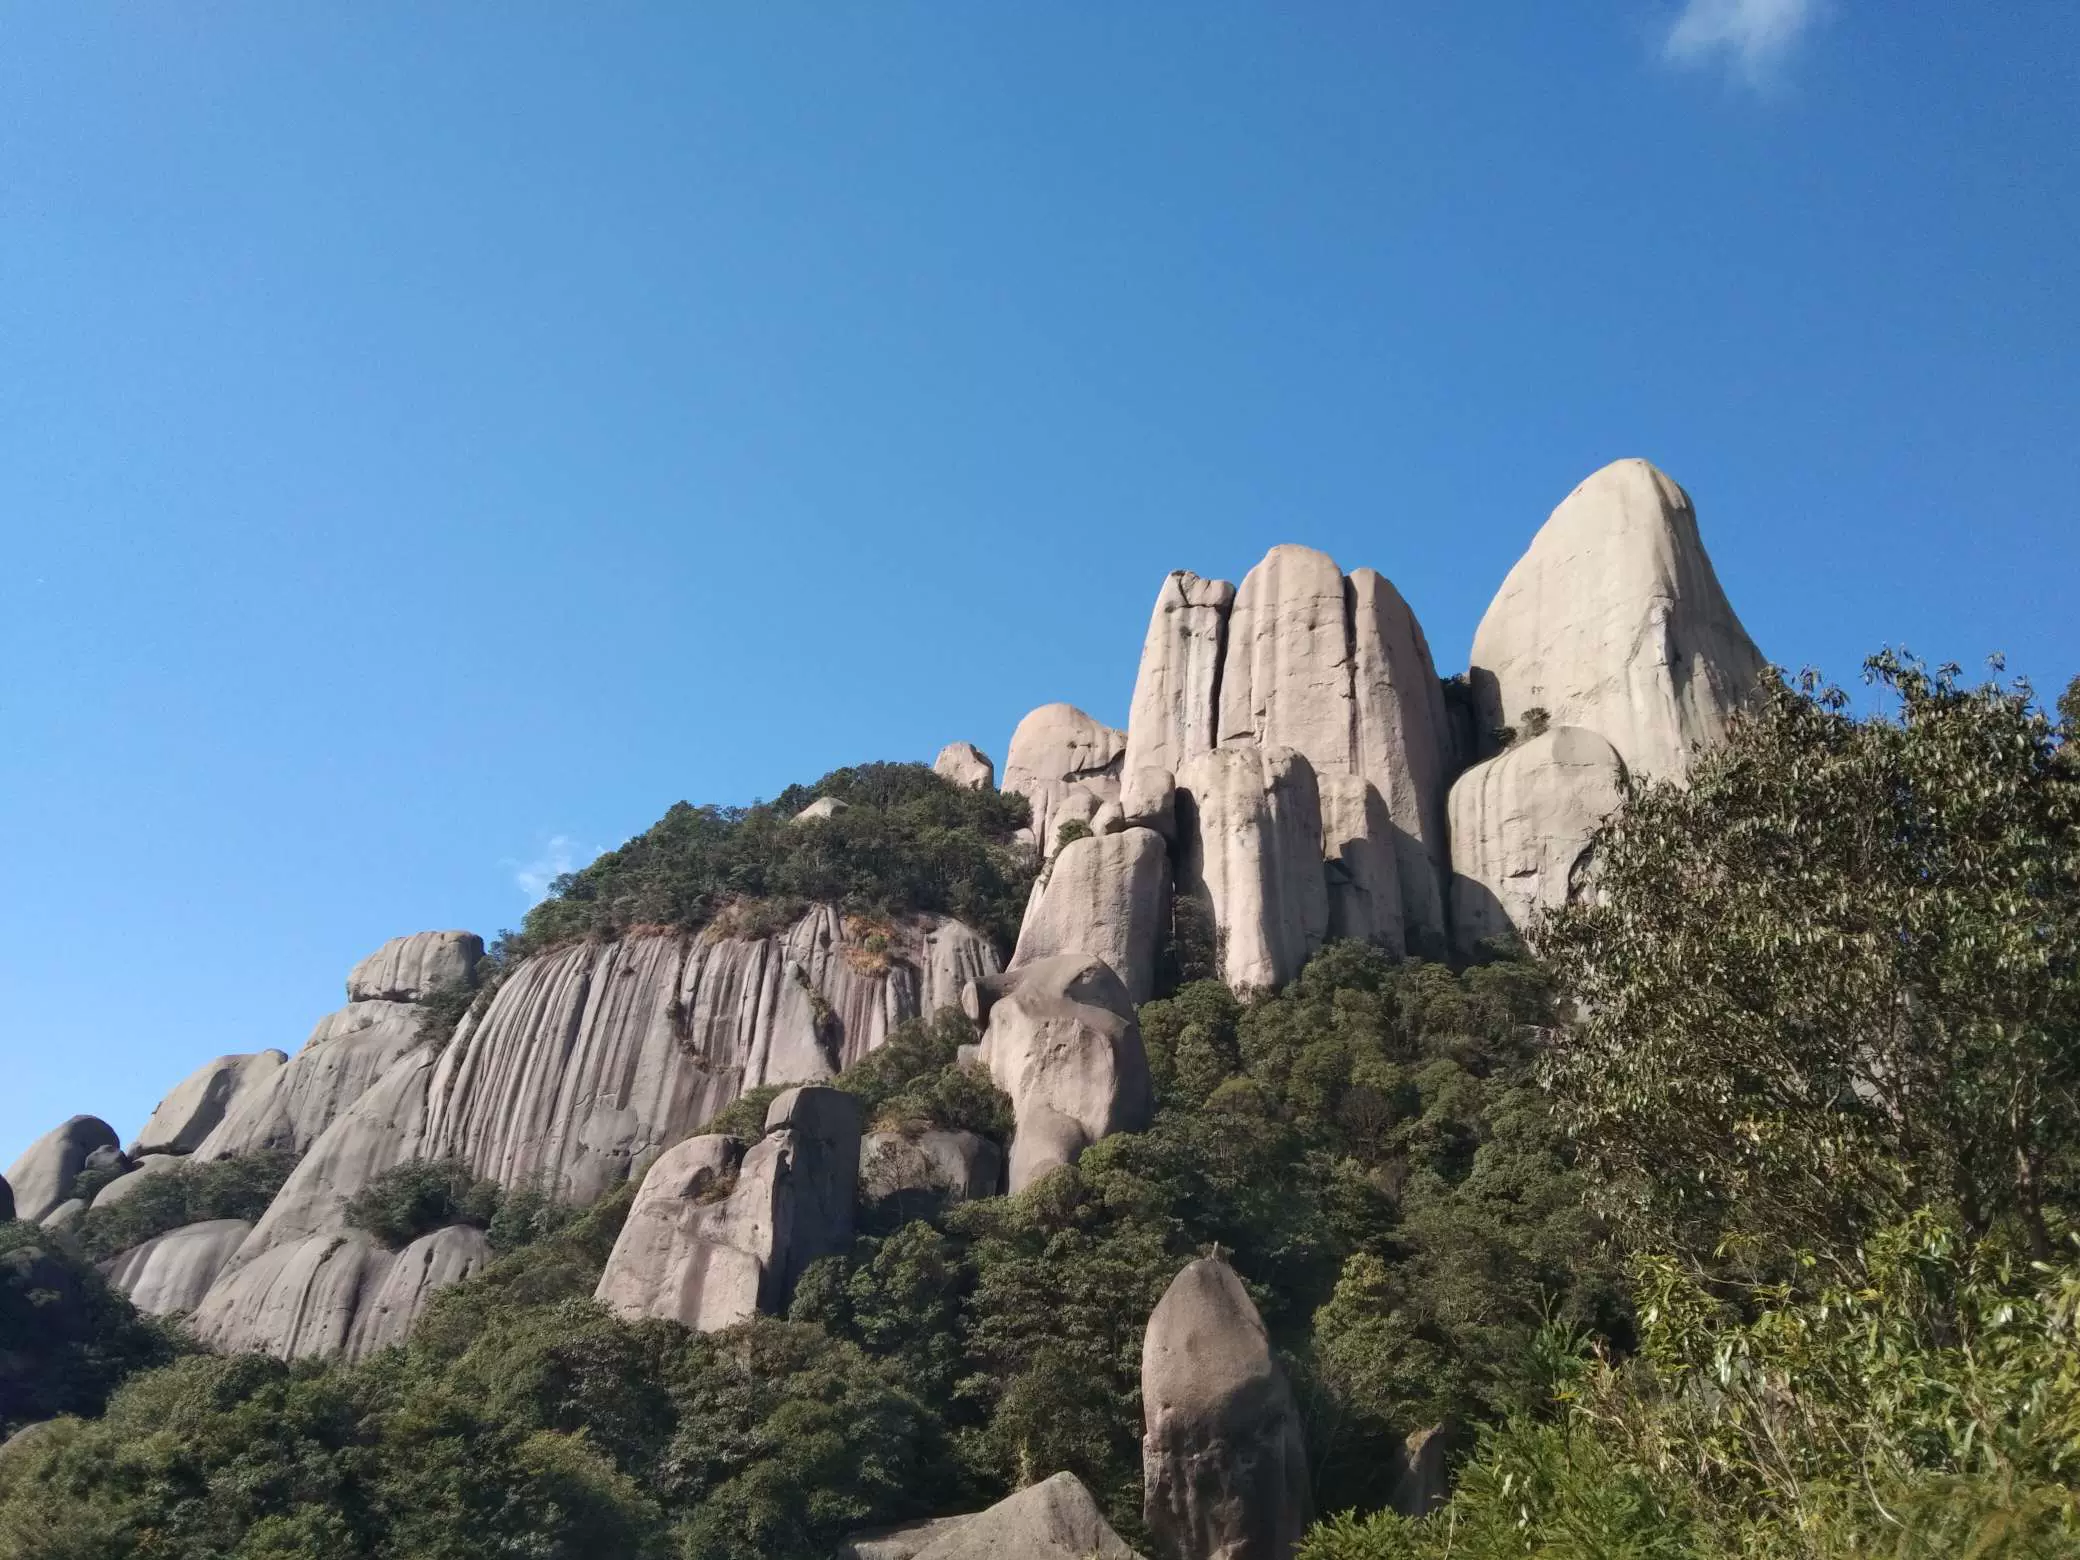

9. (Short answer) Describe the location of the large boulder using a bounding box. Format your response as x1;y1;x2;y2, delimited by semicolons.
101;1218;251;1316
859;1129;1002;1210
970;954;1151;1194
194;1000;426;1161
1142;1257;1310;1560
1468;458;1767;782
933;741;996;791
5;1116;119;1224
0;1175;12;1223
1003;703;1126;859
346;930;483;1003
90;1154;184;1210
1448;726;1630;951
594;1085;863;1332
190;1232;396;1359
910;1472;1142;1559
1317;774;1403;956
133;1051;288;1156
345;1224;493;1357
1125;570;1237;783
1174;742;1328;992
1011;827;1172;1004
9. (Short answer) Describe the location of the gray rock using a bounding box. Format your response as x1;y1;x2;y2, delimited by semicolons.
795;796;851;821
5;1115;119;1224
190;1231;395;1359
971;954;1152;1194
1174;742;1328;992
1125;570;1237;784
1447;726;1629;952
1218;545;1358;768
194;999;425;1161
133;1050;289;1155
859;1129;1002;1207
1011;827;1172;1004
82;1144;129;1176
838;1514;976;1560
911;1473;1141;1560
1317;773;1404;955
0;1174;12;1223
595;1086;863;1332
1003;703;1126;860
90;1153;185;1209
101;1218;251;1316
1120;765;1178;841
345;1223;493;1357
40;1198;86;1232
1469;458;1766;782
346;931;484;1004
1142;1257;1310;1560
933;741;996;791
422;910;993;1208
1391;1423;1449;1518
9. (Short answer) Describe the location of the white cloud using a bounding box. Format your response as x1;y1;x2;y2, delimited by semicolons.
510;834;594;902
1664;0;1819;84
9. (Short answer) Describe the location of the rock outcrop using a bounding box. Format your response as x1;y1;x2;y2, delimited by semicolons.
0;1174;12;1223
1448;726;1629;951
345;1224;493;1357
101;1218;251;1316
1174;743;1328;992
194;998;429;1161
1011;827;1172;1004
132;1051;288;1156
91;1153;183;1209
594;1085;862;1331
909;1472;1141;1560
1126;571;1237;783
347;931;483;1004
933;741;996;791
5;1115;119;1224
422;908;994;1207
1142;1257;1310;1560
969;954;1151;1193
1003;704;1126;858
190;1231;397;1360
859;1129;1002;1210
1469;458;1766;782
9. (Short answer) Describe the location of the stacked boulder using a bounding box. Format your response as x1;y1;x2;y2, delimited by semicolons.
1449;459;1766;949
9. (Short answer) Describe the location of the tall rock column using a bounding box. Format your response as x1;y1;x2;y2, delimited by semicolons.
1174;743;1328;992
1010;827;1172;1004
1125;570;1237;782
1142;1257;1310;1560
1003;703;1128;860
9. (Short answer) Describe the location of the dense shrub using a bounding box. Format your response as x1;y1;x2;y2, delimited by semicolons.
68;1148;300;1264
0;1221;184;1436
343;1157;503;1249
511;761;1034;959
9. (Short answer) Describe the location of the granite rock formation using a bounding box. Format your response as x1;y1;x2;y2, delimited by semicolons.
1003;703;1127;858
933;741;996;791
1011;826;1172;1004
1142;1257;1311;1560
132;1051;287;1156
1126;571;1236;782
347;931;483;1004
859;1129;1002;1210
969;954;1152;1193
5;1115;119;1224
909;1472;1142;1560
1175;742;1329;992
1469;458;1766;782
101;1218;251;1316
0;1174;13;1223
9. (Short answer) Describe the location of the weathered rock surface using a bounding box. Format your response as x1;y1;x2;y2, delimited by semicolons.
1448;726;1629;951
838;1515;975;1560
1142;1257;1310;1560
134;1051;288;1156
1003;703;1126;859
933;741;996;791
5;1115;119;1224
102;1218;251;1316
1011;827;1172;1004
911;1473;1141;1560
345;1224;493;1357
1469;458;1766;781
1175;743;1328;992
1317;774;1404;956
423;909;994;1207
0;1174;13;1223
1126;571;1237;783
40;1199;86;1232
347;931;483;1004
971;954;1151;1194
1120;764;1178;841
795;796;850;821
859;1129;1002;1208
90;1154;184;1209
191;1232;396;1360
1391;1424;1450;1518
1218;545;1356;767
594;1086;862;1332
194;999;426;1161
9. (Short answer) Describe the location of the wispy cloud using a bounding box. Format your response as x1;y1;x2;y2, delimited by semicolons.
509;835;595;902
1663;0;1819;85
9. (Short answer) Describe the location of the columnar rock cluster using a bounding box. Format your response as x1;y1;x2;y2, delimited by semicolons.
6;454;1765;1379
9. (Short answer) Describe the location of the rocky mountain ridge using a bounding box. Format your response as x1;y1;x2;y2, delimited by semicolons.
4;455;1765;1390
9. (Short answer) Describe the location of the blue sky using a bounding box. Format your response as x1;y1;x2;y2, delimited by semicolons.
4;3;2076;1165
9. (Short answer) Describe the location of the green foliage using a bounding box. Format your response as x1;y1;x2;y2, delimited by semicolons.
695;1085;785;1143
0;1221;184;1437
1541;656;2080;1261
837;1008;1012;1140
69;1149;300;1264
512;762;1034;959
343;1158;502;1250
1055;816;1094;851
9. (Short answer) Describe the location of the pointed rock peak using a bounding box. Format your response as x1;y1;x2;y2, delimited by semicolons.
933;740;996;791
1143;1256;1276;1412
1470;457;1766;781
